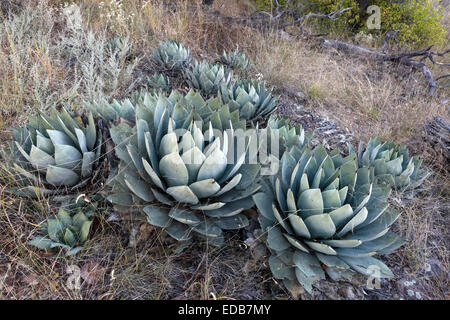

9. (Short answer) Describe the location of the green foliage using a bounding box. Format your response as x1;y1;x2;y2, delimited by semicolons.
251;0;447;47
28;206;94;256
363;0;447;48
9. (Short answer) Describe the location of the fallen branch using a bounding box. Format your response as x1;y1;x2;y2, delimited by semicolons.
320;40;449;95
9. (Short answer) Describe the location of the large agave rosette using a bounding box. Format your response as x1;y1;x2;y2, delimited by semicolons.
253;144;404;294
108;90;261;246
3;108;107;197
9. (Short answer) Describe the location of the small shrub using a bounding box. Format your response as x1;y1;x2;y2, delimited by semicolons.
251;0;447;48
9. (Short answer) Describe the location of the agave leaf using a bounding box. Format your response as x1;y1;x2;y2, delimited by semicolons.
36;135;54;154
197;148;227;181
54;144;82;170
80;221;92;243
214;214;249;230
322;239;361;248
283;233;309;252
269;254;296;280
344;208;400;241
66;246;84;256
304;214;336;239
124;174;154;202
337;207;368;237
297;189;324;219
168;207;201;225
166;185;199;205
329;204;354;229
143;205;171;227
57;209;72;227
214;174;242;197
64;228;76;247
47;218;65;242
287;214;311;239
28;236;53;250
46;165;80;187
181;147;206;184
304;241;337;255
192;221;222;238
29;145;55;171
81;152;95;178
159;152;189;187
72;212;89;229
293;250;325;279
267;226;291;251
322;189;341;213
47;130;74;147
74;128;88;153
189;179;221;198
340;256;394;278
253;192;276;222
192;202;225;210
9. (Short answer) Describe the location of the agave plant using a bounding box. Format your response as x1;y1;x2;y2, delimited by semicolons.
267;115;313;154
87;89;222;126
253;144;404;294
219;49;249;70
350;137;430;190
107;90;260;246
105;36;133;60
4;108;106;197
218;79;278;121
28;207;93;256
85;97;136;124
185;60;232;97
148;72;171;92
152;40;192;71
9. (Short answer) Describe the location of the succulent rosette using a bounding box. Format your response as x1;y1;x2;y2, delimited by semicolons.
254;144;404;294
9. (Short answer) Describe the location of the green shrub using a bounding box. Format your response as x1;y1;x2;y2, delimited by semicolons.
363;0;447;48
251;0;447;48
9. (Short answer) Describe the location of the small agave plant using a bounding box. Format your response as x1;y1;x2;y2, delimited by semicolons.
107;90;260;247
152;40;192;72
4;108;106;197
185;60;233;97
105;36;133;60
219;79;278;121
28;207;93;256
350;137;430;190
253;144;404;294
219;49;249;70
85;96;136;124
148;72;171;92
266;115;313;154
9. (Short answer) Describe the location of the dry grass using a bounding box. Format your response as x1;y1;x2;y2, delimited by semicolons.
0;0;448;300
